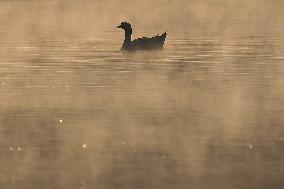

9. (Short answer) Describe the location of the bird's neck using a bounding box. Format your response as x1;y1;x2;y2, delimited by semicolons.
124;31;131;44
123;30;132;48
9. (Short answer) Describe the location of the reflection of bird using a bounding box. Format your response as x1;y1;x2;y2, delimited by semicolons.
117;22;167;50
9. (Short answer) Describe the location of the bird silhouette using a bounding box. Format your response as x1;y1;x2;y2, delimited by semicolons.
117;22;167;50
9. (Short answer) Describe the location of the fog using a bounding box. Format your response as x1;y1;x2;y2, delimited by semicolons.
0;1;284;189
0;0;283;38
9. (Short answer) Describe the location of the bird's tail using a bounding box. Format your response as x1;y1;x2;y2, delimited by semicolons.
161;31;167;39
159;31;167;42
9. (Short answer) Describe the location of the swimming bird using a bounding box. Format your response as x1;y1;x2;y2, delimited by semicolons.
117;22;167;50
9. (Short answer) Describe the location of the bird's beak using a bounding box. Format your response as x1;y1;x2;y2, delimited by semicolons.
117;25;122;29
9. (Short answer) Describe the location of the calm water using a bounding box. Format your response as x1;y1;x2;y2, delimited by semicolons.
1;3;284;189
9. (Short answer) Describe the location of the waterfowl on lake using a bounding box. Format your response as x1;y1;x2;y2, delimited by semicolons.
117;22;167;50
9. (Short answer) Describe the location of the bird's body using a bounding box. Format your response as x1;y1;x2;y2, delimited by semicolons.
117;22;167;50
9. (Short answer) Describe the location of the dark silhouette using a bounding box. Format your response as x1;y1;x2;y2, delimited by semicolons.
117;22;167;50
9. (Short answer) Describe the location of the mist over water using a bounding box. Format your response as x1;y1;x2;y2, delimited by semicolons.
0;1;284;189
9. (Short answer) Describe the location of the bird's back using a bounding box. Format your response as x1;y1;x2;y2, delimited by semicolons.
130;32;167;50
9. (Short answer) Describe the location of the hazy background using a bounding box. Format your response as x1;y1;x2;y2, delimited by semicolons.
0;1;284;189
0;0;283;38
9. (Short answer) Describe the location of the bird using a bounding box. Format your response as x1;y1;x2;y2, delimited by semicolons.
117;22;167;50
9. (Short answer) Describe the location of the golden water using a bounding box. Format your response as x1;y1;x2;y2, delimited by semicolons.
0;1;284;189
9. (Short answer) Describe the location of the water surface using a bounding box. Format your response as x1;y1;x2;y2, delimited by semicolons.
0;1;284;189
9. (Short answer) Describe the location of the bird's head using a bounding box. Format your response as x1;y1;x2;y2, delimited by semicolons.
117;22;132;34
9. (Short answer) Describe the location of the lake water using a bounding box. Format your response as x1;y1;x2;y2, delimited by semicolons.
0;1;284;189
